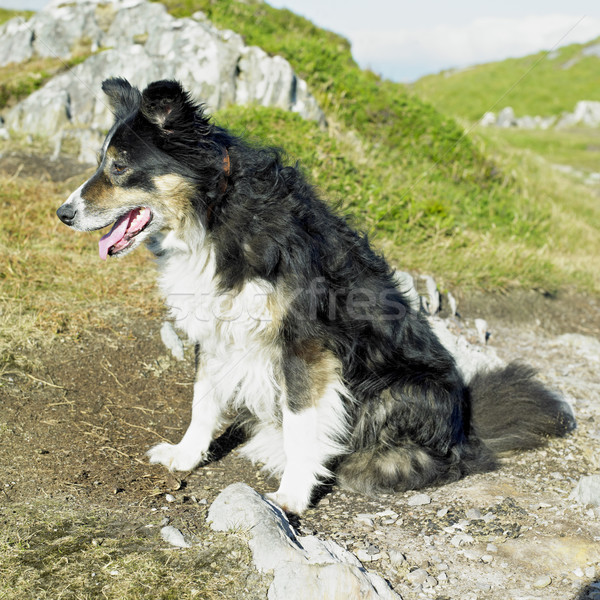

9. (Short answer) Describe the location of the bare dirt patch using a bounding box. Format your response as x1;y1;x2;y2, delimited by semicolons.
1;296;599;599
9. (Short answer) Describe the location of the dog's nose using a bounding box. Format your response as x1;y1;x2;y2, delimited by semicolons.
57;204;77;225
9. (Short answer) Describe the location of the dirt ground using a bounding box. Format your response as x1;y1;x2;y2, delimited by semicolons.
1;291;599;599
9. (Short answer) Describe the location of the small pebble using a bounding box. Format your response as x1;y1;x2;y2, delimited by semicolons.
407;493;431;506
585;566;596;578
437;507;449;518
463;549;480;561
389;550;406;566
533;575;552;589
481;554;494;564
160;525;190;548
423;576;438;588
465;508;482;520
406;568;429;585
165;494;176;503
357;549;380;562
451;533;474;547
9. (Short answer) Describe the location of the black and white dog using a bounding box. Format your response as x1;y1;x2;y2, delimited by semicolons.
57;78;575;513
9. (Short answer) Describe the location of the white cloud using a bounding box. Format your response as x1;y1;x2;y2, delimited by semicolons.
350;14;600;76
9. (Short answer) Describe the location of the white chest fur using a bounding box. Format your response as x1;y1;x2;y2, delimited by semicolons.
155;234;281;422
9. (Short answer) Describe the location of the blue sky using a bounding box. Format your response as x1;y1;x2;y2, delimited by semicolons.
3;0;600;81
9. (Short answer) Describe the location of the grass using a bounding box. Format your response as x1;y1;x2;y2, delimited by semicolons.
411;37;600;121
0;8;34;26
487;127;600;173
0;500;269;599
0;55;92;111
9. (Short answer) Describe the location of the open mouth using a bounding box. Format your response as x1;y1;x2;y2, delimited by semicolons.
98;207;153;260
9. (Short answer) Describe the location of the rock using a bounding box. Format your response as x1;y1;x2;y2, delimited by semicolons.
451;533;474;547
497;106;517;128
462;549;481;561
479;111;496;126
160;525;190;548
569;475;600;507
573;101;600;127
465;508;482;520
407;493;431;506
208;483;400;599
160;321;185;361
389;550;406;566
393;270;420;312
447;291;457;317
406;568;429;585
428;318;503;383
4;0;325;148
421;275;440;315
474;318;489;345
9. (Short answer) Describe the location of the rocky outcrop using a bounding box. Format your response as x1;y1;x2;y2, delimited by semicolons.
0;0;325;162
480;100;600;130
208;483;401;600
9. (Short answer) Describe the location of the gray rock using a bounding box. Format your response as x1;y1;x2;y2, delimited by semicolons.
421;275;440;315
533;574;552;589
393;270;420;312
406;568;429;584
4;0;325;148
497;106;517;128
582;43;600;58
407;493;431;506
569;475;600;507
160;525;190;548
0;18;34;67
479;111;496;126
208;483;400;599
428;317;503;383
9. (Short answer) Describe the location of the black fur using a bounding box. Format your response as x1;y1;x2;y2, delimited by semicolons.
85;79;577;497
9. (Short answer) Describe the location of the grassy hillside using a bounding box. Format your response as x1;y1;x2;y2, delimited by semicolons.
157;0;600;294
411;37;600;121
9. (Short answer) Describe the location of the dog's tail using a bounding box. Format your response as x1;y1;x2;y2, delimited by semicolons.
336;362;575;496
468;361;576;453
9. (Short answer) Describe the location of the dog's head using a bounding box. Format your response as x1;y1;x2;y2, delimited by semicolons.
57;78;226;259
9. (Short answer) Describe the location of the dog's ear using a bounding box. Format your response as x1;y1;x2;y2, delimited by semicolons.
140;80;198;133
102;78;142;120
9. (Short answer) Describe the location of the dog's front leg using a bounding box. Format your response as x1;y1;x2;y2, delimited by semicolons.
147;366;226;472
267;363;349;514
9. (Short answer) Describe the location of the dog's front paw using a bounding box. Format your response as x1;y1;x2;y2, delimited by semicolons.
147;442;206;472
266;490;310;515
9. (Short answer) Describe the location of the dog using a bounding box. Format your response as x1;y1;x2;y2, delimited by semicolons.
57;78;575;514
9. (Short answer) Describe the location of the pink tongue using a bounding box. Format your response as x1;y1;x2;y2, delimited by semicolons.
99;213;130;260
98;208;151;260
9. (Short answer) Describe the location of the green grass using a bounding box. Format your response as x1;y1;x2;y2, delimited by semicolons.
0;55;90;110
411;37;600;121
0;7;34;26
156;0;589;293
488;128;600;173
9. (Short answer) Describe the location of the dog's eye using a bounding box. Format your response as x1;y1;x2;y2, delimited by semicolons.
112;163;128;175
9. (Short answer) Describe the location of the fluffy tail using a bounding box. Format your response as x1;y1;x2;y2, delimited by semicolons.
468;362;576;453
336;362;575;495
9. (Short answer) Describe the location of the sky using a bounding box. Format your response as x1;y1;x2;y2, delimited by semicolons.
3;0;600;81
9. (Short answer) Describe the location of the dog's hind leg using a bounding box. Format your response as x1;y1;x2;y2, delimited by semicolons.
147;371;228;472
267;350;350;514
